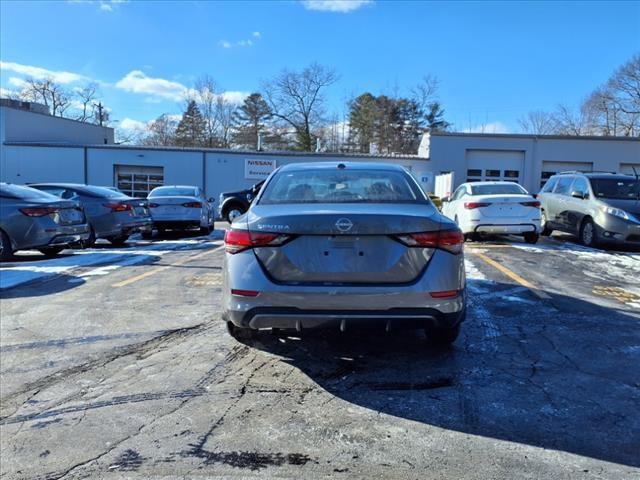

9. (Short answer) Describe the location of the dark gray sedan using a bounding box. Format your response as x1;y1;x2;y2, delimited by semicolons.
30;183;153;246
0;183;91;260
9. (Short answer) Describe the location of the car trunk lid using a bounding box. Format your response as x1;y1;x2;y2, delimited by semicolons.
468;194;539;218
246;203;443;285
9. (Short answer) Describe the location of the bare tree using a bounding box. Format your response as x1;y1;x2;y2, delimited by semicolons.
262;63;338;151
74;83;100;122
142;114;178;146
411;75;440;112
518;110;558;135
215;96;236;149
191;75;221;147
18;77;71;116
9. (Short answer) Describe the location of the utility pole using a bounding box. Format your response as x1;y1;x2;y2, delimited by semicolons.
93;102;104;126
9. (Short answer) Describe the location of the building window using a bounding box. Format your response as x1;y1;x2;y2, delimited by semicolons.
115;165;164;198
486;169;500;177
467;169;482;177
504;170;519;178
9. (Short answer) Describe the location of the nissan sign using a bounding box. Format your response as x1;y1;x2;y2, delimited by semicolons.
245;159;276;180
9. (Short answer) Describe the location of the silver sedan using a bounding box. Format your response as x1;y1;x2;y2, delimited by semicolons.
222;162;466;345
0;183;90;260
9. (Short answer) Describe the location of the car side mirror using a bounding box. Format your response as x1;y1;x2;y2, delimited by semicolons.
571;190;585;199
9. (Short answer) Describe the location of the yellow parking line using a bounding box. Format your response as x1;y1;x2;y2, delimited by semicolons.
473;251;551;300
111;245;223;288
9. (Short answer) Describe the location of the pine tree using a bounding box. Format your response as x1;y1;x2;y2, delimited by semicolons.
174;100;206;147
232;93;272;149
347;93;378;153
425;102;451;132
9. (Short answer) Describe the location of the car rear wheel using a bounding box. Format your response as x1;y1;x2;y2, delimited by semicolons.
579;218;597;247
38;246;64;256
225;206;245;223
524;232;539;244
108;235;129;246
141;231;153;240
426;323;460;346
540;211;552;236
226;321;258;341
0;230;13;261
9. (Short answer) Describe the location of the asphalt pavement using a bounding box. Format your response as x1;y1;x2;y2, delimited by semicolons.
1;228;638;479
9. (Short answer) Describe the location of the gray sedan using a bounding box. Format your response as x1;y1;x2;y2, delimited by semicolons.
30;183;153;246
0;183;90;260
222;162;466;345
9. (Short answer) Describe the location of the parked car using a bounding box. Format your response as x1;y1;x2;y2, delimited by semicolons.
441;181;541;244
537;171;640;247
428;193;443;211
219;181;264;223
0;183;91;260
29;183;153;246
147;185;214;236
222;162;466;345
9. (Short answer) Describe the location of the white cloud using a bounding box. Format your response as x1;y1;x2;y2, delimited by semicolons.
219;32;261;49
462;122;509;134
237;39;253;47
220;41;232;49
100;2;113;11
302;0;372;13
0;61;87;84
68;0;127;12
8;77;27;88
115;70;189;101
119;118;148;131
252;31;261;38
219;91;250;104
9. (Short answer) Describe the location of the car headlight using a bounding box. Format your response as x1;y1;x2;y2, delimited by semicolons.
600;205;639;223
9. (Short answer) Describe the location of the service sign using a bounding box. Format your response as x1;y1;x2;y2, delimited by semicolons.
245;159;276;180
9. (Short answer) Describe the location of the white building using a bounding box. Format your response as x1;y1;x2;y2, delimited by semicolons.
419;132;640;194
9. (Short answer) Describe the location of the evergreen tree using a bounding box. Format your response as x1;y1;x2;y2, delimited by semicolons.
425;102;451;132
174;100;206;147
232;93;272;149
347;93;378;153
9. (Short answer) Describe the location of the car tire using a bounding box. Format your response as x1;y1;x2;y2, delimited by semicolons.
225;206;245;224
0;229;14;261
226;321;258;341
426;323;460;346
579;218;598;247
540;211;552;236
199;226;210;235
38;246;64;256
83;225;96;248
524;232;539;244
464;233;478;242
141;231;153;240
108;235;129;246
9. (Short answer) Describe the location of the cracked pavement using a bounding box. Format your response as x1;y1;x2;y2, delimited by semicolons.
1;232;639;479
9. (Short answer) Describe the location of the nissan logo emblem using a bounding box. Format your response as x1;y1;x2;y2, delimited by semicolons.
335;218;354;232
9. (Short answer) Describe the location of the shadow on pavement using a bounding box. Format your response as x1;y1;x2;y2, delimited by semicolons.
239;280;640;467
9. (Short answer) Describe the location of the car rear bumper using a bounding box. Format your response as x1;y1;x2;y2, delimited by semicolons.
17;223;90;250
225;306;466;331
473;223;539;234
153;220;201;230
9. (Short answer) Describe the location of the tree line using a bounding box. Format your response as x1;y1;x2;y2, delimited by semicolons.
518;54;640;137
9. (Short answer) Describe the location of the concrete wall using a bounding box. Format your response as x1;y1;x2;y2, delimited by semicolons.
1;146;85;184
425;133;640;193
0;107;115;145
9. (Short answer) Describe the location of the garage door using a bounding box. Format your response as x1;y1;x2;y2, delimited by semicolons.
114;165;164;198
465;150;525;184
620;163;640;175
540;161;593;189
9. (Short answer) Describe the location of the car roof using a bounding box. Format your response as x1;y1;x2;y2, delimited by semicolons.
151;185;198;189
463;181;523;186
278;162;407;172
554;172;635;180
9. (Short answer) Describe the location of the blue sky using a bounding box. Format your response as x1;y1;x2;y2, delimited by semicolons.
1;0;639;135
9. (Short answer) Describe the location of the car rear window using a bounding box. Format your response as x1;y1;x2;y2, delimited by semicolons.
149;187;196;197
590;178;639;200
470;184;527;195
0;184;59;201
259;169;424;204
76;185;130;198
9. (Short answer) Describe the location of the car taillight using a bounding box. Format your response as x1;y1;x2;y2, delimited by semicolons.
224;229;291;254
430;290;461;298
104;203;132;212
20;207;59;217
394;230;464;254
464;202;490;209
183;201;202;208
148;203;159;208
520;201;541;208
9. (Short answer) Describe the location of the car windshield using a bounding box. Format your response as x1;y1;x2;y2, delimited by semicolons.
470;184;527;195
0;184;59;201
259;169;424;204
149;187;196;197
590;178;640;200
